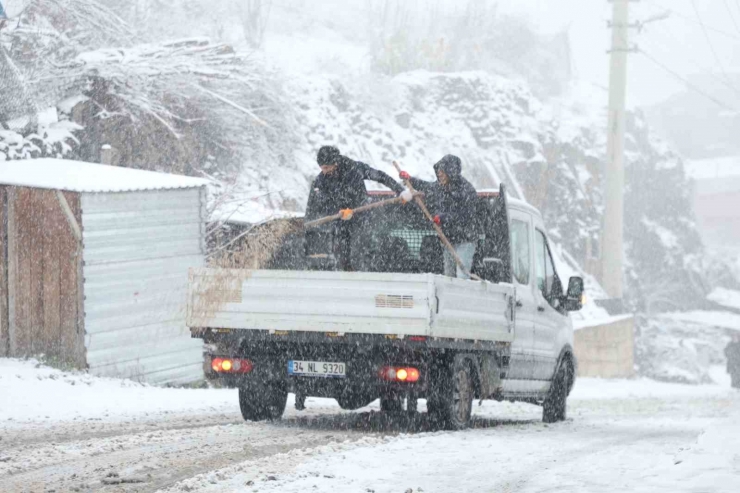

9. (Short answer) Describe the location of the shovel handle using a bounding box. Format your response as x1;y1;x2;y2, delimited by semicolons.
303;193;421;229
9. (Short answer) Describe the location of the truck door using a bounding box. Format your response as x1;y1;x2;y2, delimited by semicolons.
505;210;537;381
533;228;566;380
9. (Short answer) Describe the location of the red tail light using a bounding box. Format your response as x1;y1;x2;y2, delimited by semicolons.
211;357;253;374
379;366;420;383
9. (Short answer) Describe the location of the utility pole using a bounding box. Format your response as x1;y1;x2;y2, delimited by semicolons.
601;0;632;300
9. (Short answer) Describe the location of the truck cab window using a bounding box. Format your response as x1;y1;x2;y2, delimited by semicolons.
536;229;561;306
510;219;530;285
535;230;547;295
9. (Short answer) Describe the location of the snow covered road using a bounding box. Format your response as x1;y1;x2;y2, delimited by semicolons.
163;384;740;493
1;360;738;492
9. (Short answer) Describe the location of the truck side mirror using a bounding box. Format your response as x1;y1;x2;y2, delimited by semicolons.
479;257;503;283
563;276;584;311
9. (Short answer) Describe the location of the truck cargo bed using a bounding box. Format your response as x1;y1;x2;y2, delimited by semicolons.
187;269;515;343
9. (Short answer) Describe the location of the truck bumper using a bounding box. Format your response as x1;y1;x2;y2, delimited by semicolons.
207;346;427;397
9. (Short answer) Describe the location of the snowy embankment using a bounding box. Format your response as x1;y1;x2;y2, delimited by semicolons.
708;287;740;312
638;307;740;385
0;358;235;425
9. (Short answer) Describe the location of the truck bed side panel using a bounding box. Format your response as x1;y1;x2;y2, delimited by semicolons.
432;277;515;342
188;269;433;336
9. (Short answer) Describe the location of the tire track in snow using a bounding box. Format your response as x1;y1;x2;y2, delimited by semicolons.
0;421;358;493
0;413;244;448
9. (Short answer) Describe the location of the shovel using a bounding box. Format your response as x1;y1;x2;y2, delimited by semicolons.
392;161;480;281
303;192;422;229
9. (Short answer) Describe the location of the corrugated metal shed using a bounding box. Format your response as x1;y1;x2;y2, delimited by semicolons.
1;159;208;385
82;188;206;384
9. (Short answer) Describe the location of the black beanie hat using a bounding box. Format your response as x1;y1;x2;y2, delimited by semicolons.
317;146;341;166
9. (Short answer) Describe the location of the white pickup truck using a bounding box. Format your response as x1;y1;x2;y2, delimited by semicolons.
188;186;584;429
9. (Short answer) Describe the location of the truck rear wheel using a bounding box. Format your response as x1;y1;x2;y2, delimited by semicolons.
238;382;288;422
543;361;571;423
428;357;474;430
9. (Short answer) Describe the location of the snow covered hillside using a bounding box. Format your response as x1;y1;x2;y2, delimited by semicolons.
90;1;708;314
4;1;703;299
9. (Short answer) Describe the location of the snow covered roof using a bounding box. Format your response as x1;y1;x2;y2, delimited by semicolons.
0;158;208;193
573;314;633;332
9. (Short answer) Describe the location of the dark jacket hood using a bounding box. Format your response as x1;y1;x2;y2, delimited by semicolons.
433;155;462;180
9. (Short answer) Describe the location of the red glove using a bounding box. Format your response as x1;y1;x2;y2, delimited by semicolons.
399;171;410;180
433;215;442;225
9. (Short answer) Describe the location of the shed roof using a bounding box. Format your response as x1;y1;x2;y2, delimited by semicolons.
0;158;209;193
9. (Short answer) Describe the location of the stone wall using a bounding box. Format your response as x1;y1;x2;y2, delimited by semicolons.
574;317;635;378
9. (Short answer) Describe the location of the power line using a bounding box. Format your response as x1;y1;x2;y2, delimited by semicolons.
642;0;740;41
723;0;740;34
688;0;740;98
641;22;740;101
641;0;740;101
639;48;738;112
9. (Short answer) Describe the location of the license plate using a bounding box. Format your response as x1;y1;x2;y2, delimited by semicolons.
288;360;346;378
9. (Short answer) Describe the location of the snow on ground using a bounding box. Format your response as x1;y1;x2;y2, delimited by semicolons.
661;310;740;333
2;358;739;492
668;413;740;490
160;377;740;493
166;417;740;493
709;365;733;388
638;315;734;385
4;358;729;427
569;376;731;400
0;358;235;425
708;287;740;311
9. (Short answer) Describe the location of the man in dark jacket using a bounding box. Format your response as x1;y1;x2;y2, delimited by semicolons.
726;333;740;389
305;145;408;270
398;154;478;279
